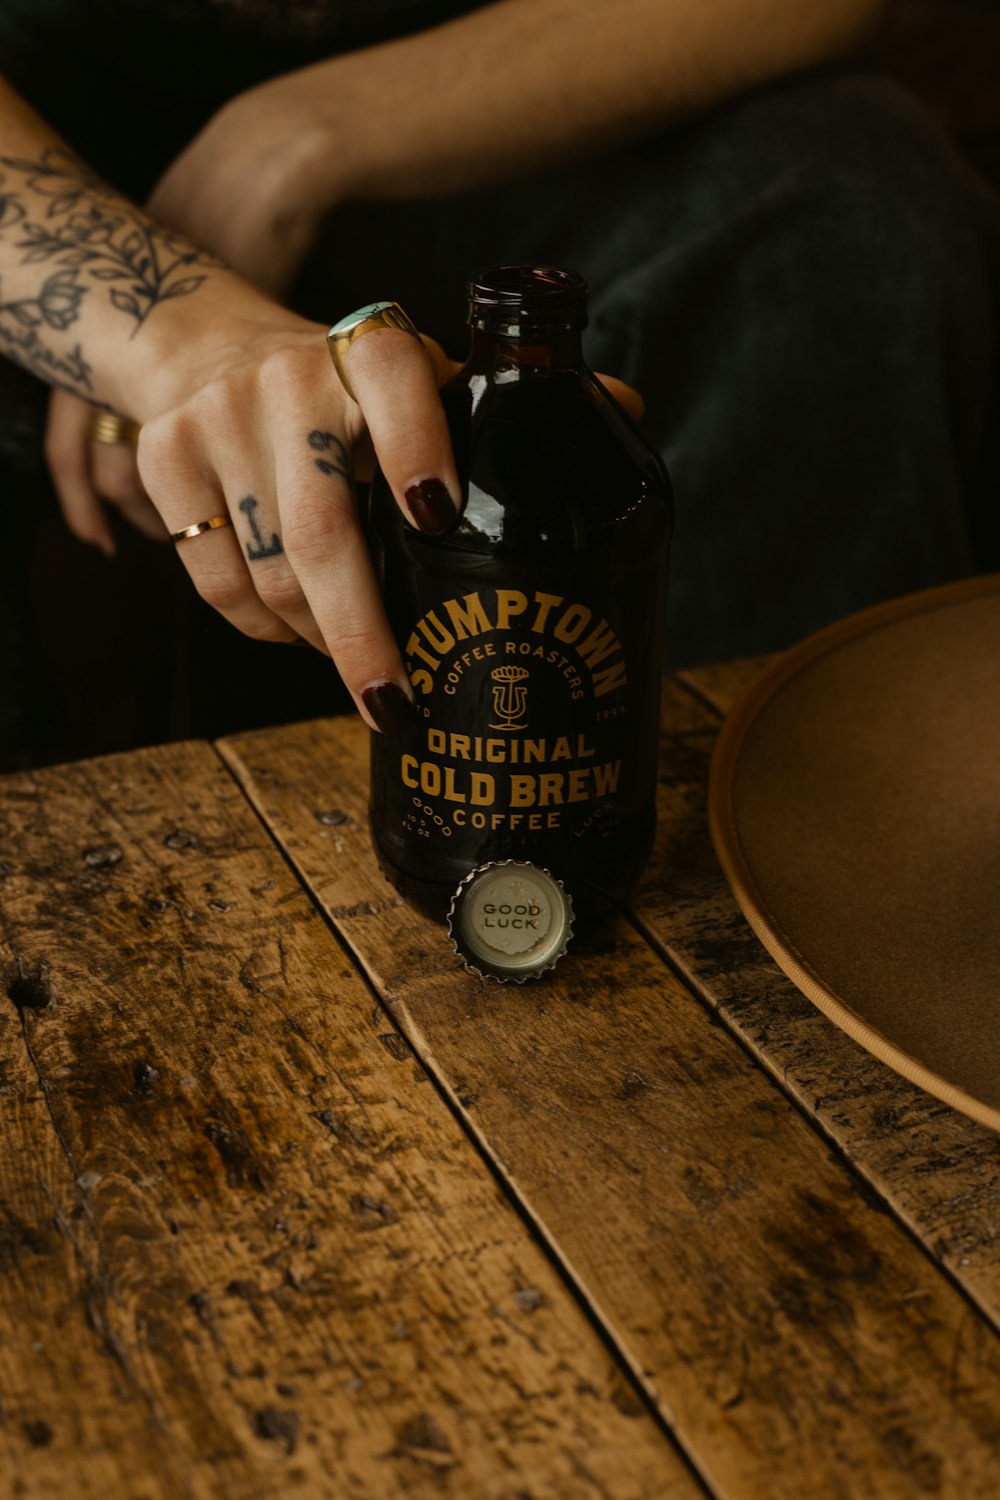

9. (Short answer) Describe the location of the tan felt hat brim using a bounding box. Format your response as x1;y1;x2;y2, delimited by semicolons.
710;574;1000;1131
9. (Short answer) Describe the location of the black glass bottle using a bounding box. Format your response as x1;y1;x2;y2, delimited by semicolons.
369;265;672;930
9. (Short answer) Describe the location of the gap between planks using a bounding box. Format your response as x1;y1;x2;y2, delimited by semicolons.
210;735;714;1499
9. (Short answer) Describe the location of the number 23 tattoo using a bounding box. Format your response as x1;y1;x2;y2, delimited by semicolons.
238;431;353;563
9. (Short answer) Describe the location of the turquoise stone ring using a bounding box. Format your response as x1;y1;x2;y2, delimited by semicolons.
327;300;421;401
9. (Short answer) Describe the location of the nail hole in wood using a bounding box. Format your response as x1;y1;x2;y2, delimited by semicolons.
6;968;51;1012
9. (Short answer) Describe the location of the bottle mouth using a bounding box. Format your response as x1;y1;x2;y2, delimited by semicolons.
467;264;588;333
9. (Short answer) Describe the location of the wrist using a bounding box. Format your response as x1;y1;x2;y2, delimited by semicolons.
111;273;321;422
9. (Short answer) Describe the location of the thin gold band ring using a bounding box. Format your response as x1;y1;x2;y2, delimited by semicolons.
170;514;232;544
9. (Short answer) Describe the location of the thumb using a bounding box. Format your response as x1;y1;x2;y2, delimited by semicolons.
594;372;645;423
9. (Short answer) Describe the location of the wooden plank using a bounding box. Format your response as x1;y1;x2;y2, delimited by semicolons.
0;744;697;1500
0;979;202;1500
658;661;1000;1323
221;713;1000;1500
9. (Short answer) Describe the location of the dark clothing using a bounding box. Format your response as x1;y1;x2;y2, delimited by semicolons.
1;1;998;766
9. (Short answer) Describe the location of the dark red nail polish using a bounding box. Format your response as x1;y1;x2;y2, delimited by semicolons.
405;478;455;534
362;681;418;735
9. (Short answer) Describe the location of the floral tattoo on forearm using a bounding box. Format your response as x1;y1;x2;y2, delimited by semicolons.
0;146;222;393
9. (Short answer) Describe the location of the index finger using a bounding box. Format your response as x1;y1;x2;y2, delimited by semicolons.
274;423;418;737
339;323;462;537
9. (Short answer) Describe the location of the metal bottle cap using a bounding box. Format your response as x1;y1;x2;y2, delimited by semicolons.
448;860;574;982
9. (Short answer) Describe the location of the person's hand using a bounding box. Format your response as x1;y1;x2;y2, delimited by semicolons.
46;352;643;564
129;307;462;731
45;389;166;556
130;301;646;735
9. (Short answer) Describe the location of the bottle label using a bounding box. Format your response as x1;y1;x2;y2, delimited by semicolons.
390;583;642;847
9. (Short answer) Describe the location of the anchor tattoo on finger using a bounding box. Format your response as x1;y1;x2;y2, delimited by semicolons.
238;495;283;561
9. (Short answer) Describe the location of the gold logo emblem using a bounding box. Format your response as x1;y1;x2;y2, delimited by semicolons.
490;664;529;730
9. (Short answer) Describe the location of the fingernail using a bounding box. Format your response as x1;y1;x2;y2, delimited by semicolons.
362;681;418;735
96;536;116;560
404;478;455;535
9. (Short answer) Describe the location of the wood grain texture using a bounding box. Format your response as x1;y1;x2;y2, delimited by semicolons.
0;977;197;1500
660;664;1000;1320
0;743;697;1500
221;713;1000;1500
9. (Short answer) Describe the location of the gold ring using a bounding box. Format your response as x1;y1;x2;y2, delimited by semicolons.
170;514;231;544
327;300;421;402
88;410;140;447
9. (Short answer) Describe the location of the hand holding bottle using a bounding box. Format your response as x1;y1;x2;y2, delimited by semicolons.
135;309;467;732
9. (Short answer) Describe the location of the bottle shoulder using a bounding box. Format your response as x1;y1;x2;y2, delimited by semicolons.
430;369;673;555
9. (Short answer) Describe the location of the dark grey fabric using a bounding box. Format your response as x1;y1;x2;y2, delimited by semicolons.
1;25;998;760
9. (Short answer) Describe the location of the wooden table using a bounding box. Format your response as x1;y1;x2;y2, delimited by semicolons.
2;660;1000;1499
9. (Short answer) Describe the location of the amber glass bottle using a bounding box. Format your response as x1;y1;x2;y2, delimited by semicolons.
369;265;672;949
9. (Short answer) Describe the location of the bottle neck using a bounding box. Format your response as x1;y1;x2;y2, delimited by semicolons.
465;325;586;377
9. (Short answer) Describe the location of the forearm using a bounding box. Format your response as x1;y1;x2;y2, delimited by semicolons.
0;79;295;419
306;0;887;203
